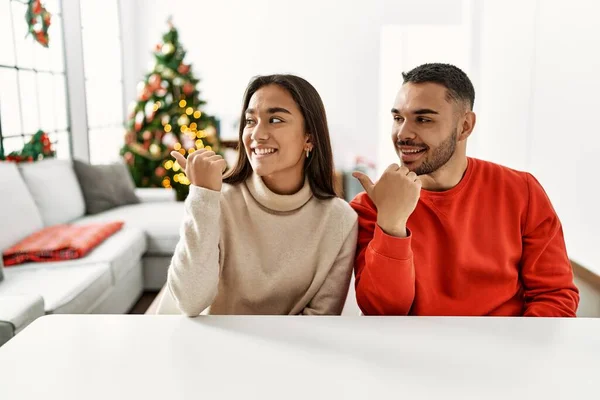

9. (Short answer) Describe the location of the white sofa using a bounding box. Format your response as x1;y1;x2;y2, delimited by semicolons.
0;159;183;346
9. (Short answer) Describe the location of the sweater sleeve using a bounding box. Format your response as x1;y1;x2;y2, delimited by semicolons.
350;194;416;315
165;185;222;317
521;174;579;317
302;219;358;315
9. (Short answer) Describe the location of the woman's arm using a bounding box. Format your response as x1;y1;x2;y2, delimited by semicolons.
302;219;359;315
163;186;222;316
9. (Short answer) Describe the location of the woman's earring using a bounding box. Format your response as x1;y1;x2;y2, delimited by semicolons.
306;149;310;158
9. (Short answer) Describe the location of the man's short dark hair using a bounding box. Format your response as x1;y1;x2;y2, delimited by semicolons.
402;63;475;110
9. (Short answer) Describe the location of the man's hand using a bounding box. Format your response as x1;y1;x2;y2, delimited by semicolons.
353;164;421;237
171;149;227;192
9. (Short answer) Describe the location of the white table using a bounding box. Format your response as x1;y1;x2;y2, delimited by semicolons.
0;315;599;399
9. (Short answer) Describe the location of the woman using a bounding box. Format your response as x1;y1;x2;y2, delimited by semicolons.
156;74;358;315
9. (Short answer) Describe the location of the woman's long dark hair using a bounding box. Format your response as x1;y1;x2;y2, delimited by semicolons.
223;74;337;200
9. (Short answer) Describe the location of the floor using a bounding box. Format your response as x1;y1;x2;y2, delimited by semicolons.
128;291;159;314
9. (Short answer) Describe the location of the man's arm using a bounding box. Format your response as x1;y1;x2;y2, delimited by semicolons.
351;195;416;315
521;174;579;317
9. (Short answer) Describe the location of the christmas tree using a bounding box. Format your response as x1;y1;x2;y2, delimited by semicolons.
121;19;222;201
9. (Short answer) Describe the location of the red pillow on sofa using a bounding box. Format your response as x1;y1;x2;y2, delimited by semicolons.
2;222;124;266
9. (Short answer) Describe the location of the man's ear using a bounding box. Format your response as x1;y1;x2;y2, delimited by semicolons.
458;111;476;141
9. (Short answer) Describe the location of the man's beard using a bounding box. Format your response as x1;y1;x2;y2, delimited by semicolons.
400;129;457;175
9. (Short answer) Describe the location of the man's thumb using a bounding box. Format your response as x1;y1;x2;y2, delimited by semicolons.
352;171;374;194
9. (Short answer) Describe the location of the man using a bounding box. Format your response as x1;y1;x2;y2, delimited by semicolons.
351;63;578;317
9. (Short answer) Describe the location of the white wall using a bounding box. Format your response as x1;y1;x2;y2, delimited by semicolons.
528;0;600;273
474;0;600;273
124;0;463;170
121;0;599;271
474;0;538;172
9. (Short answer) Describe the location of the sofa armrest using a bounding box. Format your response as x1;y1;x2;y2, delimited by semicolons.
135;188;177;203
0;294;45;346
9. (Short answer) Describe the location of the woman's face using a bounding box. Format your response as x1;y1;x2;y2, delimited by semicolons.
242;84;312;188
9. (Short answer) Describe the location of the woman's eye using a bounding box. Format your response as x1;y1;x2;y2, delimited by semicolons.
270;117;283;123
245;118;255;125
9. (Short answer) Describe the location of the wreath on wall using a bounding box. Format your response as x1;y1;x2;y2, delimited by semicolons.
25;0;51;47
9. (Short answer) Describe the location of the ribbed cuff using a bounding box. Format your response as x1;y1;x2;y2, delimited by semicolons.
371;224;413;260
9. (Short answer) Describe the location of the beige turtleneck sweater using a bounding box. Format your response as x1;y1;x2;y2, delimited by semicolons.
156;173;358;316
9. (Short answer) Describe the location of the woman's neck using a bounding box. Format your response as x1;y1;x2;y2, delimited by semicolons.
261;168;305;195
246;171;312;212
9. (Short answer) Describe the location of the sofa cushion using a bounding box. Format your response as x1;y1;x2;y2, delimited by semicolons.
0;162;44;252
0;294;45;334
76;203;184;254
73;159;140;215
0;263;112;314
18;159;86;226
8;227;146;285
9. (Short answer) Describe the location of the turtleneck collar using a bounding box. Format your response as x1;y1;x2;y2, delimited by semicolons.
245;172;313;212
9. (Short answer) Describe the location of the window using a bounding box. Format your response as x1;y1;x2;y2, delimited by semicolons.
0;0;70;159
80;0;124;164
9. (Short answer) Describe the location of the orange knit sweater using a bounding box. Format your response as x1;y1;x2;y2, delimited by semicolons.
350;158;579;317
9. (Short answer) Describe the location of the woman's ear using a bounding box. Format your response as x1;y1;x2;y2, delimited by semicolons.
305;134;314;151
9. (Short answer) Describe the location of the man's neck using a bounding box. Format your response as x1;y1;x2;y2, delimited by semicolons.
419;152;469;192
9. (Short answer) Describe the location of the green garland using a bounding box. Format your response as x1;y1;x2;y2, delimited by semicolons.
25;0;51;47
1;130;55;162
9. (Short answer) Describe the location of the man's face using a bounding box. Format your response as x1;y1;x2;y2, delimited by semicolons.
391;82;463;175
